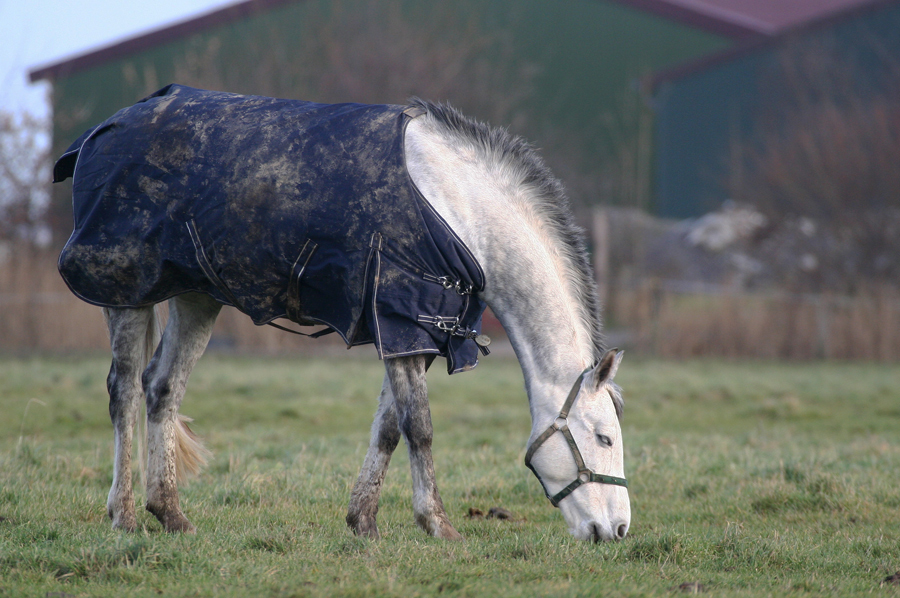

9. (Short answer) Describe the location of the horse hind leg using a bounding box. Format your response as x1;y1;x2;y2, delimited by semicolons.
385;355;461;540
104;305;160;532
347;374;401;538
142;293;221;533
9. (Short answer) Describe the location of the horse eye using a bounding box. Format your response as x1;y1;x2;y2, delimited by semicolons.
597;434;613;447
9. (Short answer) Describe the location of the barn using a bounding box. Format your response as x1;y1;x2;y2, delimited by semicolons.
648;0;900;217
30;0;900;238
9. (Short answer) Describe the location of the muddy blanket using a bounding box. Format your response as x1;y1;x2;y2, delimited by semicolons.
55;84;486;373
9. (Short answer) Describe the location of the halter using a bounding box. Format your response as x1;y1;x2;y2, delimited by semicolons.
524;367;628;507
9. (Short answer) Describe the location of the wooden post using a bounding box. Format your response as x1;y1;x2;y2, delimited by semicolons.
592;208;610;314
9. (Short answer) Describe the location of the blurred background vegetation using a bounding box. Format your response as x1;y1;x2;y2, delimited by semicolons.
2;0;899;358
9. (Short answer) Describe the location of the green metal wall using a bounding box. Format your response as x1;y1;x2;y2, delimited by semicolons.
482;0;730;152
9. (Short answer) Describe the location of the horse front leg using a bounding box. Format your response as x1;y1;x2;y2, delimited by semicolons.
104;306;158;532
385;355;461;539
142;293;220;533
346;375;401;538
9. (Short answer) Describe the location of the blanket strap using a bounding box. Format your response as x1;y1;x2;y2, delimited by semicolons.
186;220;335;339
417;315;491;356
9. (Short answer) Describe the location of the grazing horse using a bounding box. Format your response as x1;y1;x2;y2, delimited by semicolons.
54;85;629;542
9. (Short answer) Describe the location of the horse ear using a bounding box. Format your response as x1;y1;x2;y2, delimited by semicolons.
592;348;624;391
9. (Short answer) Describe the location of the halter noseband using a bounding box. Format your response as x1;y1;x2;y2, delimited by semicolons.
524;367;628;507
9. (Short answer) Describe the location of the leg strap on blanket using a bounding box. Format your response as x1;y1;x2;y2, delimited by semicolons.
186;220;335;339
417;315;491;356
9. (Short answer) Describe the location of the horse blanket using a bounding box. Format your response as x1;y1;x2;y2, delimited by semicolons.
55;84;487;373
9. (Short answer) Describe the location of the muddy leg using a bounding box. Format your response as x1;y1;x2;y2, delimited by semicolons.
143;293;220;533
105;306;157;532
386;355;461;539
346;375;401;538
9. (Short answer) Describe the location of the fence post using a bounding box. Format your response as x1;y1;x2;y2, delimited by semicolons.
814;295;831;359
649;280;663;356
592;208;610;314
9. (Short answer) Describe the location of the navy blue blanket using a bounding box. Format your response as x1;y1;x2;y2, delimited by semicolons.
55;85;487;373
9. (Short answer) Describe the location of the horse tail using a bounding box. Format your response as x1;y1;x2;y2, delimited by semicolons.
173;414;211;483
143;304;163;373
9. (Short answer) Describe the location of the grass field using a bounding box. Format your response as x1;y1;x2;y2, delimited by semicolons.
1;352;899;597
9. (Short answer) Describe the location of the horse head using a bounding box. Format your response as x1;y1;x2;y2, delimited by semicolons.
525;349;630;542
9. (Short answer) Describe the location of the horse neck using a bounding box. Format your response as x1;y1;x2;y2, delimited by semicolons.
405;119;598;416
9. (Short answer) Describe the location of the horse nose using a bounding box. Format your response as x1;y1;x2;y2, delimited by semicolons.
588;521;629;542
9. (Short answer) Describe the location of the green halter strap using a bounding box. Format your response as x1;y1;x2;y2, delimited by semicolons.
524;367;628;507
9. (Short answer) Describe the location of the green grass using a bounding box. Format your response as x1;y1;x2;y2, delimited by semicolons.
1;353;899;597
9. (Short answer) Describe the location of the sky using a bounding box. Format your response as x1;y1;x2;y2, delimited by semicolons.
0;0;238;119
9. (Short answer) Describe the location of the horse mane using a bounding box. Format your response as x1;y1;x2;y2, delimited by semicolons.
408;98;606;361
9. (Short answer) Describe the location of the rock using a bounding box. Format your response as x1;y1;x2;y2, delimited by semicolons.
466;506;522;521
487;507;515;520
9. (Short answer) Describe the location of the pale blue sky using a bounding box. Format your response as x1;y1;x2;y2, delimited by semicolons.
0;0;237;118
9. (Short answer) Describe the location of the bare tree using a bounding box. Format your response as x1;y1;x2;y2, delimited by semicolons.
730;33;900;291
0;111;51;246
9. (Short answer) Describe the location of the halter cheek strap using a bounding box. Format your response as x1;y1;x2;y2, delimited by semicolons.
524;368;628;507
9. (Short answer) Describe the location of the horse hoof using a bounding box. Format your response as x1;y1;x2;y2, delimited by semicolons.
437;525;463;541
149;509;196;533
163;515;196;534
416;513;463;540
347;514;381;539
147;502;196;533
110;514;137;533
355;526;381;540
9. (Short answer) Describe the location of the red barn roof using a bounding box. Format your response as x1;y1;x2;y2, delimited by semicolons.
610;0;883;37
644;0;899;90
